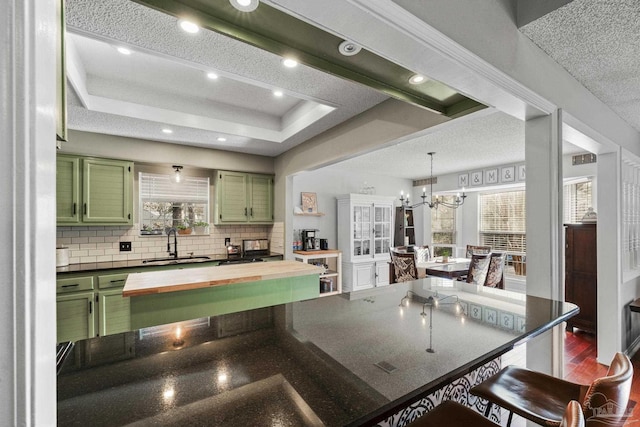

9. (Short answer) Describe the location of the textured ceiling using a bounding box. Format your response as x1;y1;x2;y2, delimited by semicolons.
326;110;525;179
65;0;388;156
521;0;640;133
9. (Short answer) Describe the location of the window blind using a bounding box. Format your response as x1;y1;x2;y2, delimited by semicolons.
139;172;209;203
479;190;526;253
431;195;456;244
563;180;592;223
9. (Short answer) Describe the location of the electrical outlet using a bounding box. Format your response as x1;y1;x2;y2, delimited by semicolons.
119;241;132;252
224;237;231;246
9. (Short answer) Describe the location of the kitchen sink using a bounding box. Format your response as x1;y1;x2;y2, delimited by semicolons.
142;256;212;265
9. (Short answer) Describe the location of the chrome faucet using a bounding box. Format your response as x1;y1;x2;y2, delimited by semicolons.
167;228;178;259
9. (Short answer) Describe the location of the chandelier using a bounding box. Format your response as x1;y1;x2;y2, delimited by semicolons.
399;152;466;209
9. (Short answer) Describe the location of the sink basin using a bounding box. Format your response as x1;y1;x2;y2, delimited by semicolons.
142;256;211;264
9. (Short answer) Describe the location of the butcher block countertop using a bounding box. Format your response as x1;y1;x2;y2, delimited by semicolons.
122;260;324;297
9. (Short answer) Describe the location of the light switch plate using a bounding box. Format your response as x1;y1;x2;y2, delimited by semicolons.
120;241;132;252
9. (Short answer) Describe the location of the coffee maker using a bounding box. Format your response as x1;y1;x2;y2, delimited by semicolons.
302;229;319;251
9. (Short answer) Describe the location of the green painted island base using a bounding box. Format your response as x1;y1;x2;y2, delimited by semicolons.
129;275;319;330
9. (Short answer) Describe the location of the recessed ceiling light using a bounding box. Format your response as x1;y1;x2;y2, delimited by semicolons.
178;19;200;34
282;58;298;68
116;47;132;55
409;74;426;84
217;137;227;142
338;40;362;56
206;72;219;80
162;128;173;134
273;90;283;97
229;0;259;12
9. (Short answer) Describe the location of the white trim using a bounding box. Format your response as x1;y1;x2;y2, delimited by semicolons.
3;0;58;424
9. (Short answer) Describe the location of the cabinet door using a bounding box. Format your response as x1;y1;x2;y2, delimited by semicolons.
216;171;248;223
57;291;95;344
373;203;392;256
248;174;273;223
99;288;130;337
56;155;80;224
352;204;372;258
375;261;390;286
353;262;374;290
82;158;132;224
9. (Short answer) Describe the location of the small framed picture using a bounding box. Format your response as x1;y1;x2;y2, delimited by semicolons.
501;166;515;182
301;192;318;213
458;173;469;188
485;168;498;184
517;164;526;181
470;171;483;186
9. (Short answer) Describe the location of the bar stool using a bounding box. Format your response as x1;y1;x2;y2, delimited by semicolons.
404;399;585;427
470;352;632;426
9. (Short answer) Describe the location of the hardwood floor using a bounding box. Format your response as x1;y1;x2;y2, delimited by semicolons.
498;330;640;426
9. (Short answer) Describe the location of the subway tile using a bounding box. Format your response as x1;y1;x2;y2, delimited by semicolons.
96;255;113;263
71;237;89;244
63;230;80;238
97;230;113;237
80;230;97;237
88;249;105;256
89;237;105;243
68;257;79;264
112;254;128;261
80;256;97;263
71;250;88;257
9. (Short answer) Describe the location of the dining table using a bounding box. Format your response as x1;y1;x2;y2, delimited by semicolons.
416;257;470;279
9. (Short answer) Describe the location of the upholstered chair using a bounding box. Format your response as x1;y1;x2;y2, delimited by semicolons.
470;352;632;427
403;399;585;427
465;244;491;258
484;252;506;289
390;249;418;283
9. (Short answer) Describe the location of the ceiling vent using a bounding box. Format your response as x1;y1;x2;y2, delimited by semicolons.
572;153;597;166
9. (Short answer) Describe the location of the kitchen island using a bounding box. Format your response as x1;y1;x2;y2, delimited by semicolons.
123;260;325;329
58;277;577;426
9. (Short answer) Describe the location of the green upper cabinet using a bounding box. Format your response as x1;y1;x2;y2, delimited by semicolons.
214;171;274;224
248;174;273;222
56;155;80;223
57;155;133;226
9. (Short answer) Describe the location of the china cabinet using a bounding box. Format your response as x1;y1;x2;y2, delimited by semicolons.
337;194;395;291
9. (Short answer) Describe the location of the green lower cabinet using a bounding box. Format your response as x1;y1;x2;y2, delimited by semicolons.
99;288;131;337
57;291;95;344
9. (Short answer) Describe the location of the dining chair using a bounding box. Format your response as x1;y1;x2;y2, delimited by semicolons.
484;252;506;289
404;399;585;427
465;244;491;258
458;253;491;284
390;249;418;283
470;352;632;427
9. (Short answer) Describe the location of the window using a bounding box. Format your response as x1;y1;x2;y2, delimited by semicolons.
139;172;209;235
480;190;526;276
431;196;456;256
563;179;592;223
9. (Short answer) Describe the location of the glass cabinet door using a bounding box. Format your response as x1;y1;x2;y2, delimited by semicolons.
373;205;392;255
353;204;371;257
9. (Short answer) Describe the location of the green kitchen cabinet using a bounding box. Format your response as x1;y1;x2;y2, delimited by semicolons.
98;288;131;337
57;291;95;344
56;155;133;226
56;156;80;223
214;170;273;224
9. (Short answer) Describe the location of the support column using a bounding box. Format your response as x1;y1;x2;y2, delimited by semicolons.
597;151;622;364
1;0;57;424
525;110;564;377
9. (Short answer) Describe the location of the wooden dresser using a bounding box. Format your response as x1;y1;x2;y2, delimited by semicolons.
564;223;597;334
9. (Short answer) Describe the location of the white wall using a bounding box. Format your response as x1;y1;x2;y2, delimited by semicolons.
292;169;410;250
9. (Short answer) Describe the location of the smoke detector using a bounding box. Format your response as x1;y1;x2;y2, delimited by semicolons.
338;40;362;56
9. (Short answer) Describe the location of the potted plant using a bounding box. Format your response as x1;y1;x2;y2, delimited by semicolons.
193;221;209;235
177;222;192;235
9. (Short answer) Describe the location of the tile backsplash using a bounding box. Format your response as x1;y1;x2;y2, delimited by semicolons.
57;224;280;264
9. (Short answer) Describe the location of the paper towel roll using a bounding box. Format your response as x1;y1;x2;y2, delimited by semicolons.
56;247;70;267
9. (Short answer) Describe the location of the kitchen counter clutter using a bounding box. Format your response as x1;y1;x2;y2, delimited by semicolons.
57;277;578;427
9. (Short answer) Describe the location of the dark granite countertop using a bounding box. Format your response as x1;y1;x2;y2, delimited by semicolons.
55;252;284;274
57;278;578;427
